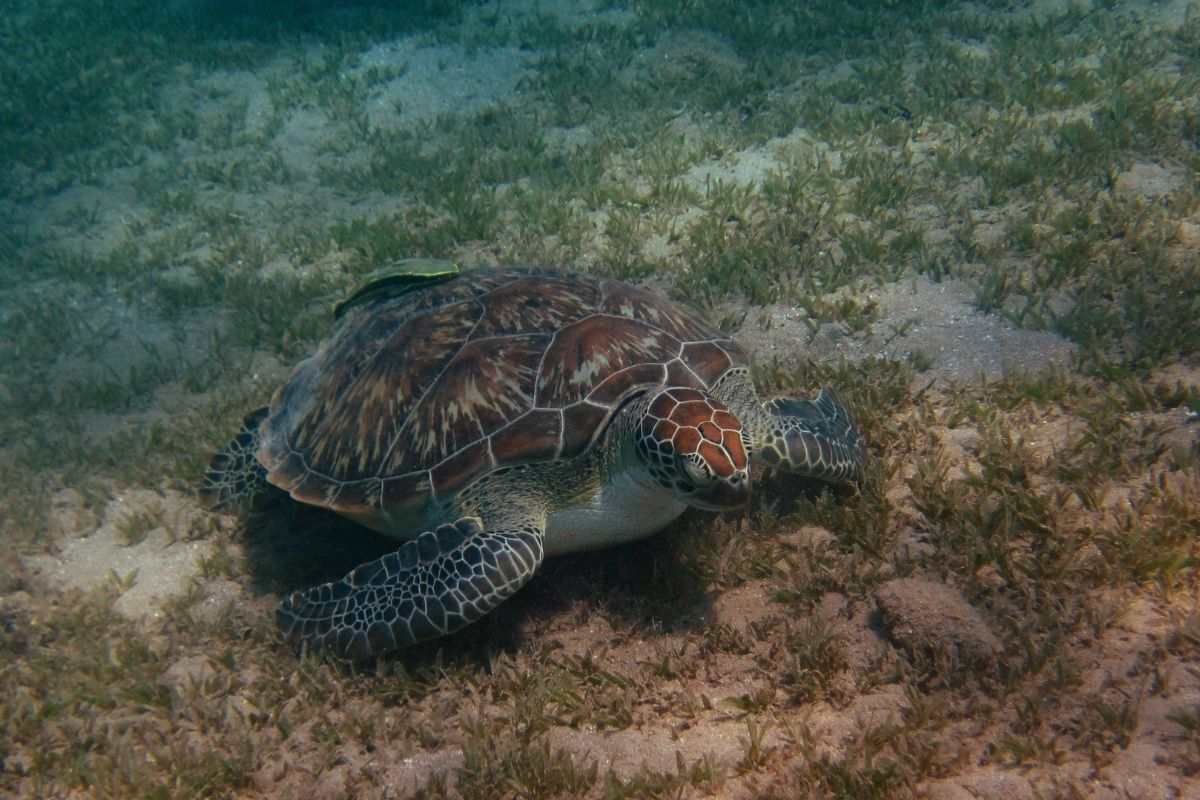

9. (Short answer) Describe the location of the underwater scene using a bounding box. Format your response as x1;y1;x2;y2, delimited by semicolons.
2;0;1199;797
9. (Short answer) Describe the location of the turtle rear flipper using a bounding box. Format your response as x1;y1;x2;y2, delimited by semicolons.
199;407;270;510
276;516;545;659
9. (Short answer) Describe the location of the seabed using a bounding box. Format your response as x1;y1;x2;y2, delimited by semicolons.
1;1;1198;797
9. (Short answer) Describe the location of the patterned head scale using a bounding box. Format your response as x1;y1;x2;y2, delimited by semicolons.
635;387;751;510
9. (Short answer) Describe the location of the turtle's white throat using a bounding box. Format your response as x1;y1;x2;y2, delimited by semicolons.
543;468;686;557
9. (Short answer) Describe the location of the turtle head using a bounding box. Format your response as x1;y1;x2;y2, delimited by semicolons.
634;388;751;510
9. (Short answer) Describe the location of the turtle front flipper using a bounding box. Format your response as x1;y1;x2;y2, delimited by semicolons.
757;386;866;483
276;517;545;659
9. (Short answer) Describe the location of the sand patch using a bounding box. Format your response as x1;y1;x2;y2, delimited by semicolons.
24;488;217;620
1114;161;1186;201
731;274;1078;384
354;41;531;130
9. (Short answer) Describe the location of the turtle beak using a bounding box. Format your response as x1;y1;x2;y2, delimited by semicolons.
689;469;752;511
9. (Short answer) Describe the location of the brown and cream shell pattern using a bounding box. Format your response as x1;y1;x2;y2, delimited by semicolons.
258;267;749;526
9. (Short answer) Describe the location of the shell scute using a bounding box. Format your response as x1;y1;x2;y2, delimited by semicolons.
379;472;430;512
336;479;386;515
429;438;494;498
489;409;563;464
387;333;544;473
586;362;669;406
475;274;601;336
678;340;740;382
535;315;682;406
599;282;704;342
277;299;480;483
559;402;610;456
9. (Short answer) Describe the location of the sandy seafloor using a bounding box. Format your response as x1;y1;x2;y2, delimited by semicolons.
2;0;1199;797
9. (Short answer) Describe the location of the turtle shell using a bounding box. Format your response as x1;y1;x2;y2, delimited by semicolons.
259;266;749;529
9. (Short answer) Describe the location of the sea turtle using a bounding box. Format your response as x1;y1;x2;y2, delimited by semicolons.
201;265;866;659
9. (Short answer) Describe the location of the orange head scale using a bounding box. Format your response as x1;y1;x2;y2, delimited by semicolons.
635;387;751;510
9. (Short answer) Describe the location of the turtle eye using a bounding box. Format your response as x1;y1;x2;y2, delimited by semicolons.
680;453;714;487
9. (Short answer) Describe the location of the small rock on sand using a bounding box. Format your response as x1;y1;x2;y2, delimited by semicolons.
875;577;999;665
